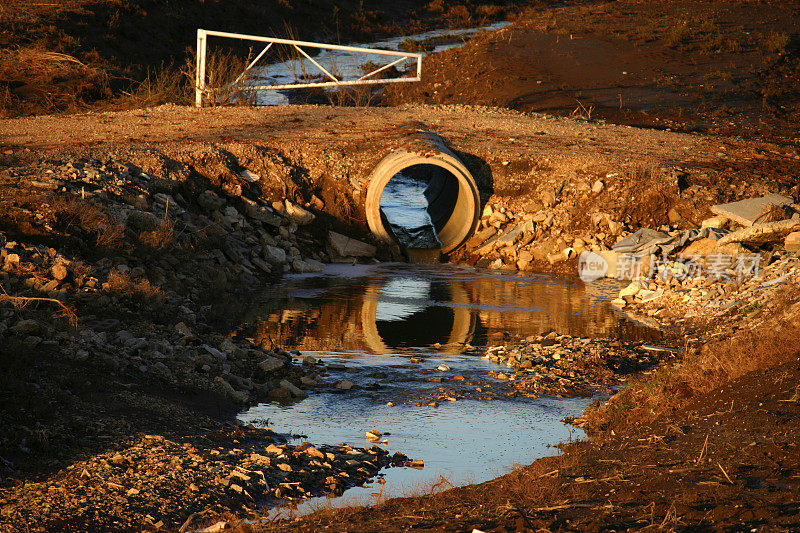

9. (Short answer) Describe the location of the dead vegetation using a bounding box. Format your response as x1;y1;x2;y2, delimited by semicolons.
0;283;79;326
102;268;165;305
583;284;800;435
50;195;125;249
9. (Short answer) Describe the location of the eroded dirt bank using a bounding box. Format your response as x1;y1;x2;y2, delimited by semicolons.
385;0;800;141
1;102;799;531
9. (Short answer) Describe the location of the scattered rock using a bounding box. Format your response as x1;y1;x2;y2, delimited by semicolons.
328;231;376;258
284;200;315;225
335;380;353;390
279;379;307;399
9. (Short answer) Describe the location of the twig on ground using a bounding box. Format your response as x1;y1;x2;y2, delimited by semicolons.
0;284;78;325
717;463;734;484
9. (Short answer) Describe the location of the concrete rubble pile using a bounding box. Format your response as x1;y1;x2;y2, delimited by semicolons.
605;194;800;329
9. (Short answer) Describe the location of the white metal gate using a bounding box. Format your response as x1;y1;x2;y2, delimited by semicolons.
195;29;423;107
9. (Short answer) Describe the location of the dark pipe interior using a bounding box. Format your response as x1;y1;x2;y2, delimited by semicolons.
376;306;455;348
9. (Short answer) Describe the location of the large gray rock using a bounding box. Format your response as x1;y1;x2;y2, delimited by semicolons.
258;355;284;373
292;258;324;273
329;231;376;258
711;194;794;227
262;245;287;265
279;379;308;398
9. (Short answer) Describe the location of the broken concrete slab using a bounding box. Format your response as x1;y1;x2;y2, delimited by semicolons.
473;221;530;255
328;231;376;258
717;219;800;246
710;194;793;227
465;226;496;250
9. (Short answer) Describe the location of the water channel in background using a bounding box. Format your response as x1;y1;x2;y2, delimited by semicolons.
238;263;661;516
251;22;511;105
379;171;442;250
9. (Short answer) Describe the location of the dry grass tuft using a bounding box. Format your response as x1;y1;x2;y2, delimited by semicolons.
51;195;125;249
764;32;791;54
0;47;110;116
664;22;691;48
327;84;380;107
0;283;79;326
103;269;165;304
191;48;260;107
138;218;176;249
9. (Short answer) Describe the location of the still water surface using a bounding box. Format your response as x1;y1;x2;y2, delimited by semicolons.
238;264;656;514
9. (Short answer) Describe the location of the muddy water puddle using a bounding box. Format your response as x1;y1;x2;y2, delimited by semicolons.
238;263;659;515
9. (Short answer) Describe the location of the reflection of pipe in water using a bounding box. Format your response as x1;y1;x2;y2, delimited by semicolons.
360;277;476;354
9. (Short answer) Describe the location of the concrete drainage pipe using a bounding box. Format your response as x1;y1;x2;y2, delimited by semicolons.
365;129;480;254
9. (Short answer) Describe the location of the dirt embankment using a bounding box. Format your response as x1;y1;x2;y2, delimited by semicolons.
386;0;800;140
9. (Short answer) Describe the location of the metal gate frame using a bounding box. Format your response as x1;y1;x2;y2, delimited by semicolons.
195;29;423;107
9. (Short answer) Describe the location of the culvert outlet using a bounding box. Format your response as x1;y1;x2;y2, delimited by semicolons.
365;129;480;254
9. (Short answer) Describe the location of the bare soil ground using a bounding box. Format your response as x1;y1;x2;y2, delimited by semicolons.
387;0;800;141
1;101;798;531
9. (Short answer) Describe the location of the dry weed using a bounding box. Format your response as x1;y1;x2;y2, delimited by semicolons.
584;286;800;434
189;47;260;107
103;269;165;304
0;47;110;115
327;84;379;107
138;218;176;249
51;195;125;249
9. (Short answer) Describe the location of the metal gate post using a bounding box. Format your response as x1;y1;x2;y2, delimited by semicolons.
195;29;207;108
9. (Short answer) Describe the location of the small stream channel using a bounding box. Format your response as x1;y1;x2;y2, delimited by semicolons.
251;22;510;106
238;21;660;517
238;263;660;516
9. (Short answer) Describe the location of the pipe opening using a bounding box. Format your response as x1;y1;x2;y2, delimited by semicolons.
366;142;480;255
378;164;457;250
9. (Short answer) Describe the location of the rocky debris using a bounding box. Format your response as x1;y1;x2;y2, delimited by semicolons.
328;231;377;258
0;426;410;532
711;193;794;227
481;334;672;398
461;194;636;272
283;200;315;226
786;232;800;253
617;248;800;336
0;152;397;499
